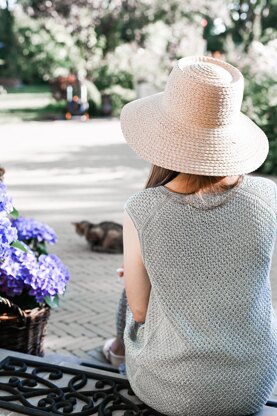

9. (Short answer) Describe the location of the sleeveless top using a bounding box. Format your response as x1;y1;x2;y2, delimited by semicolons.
123;174;277;416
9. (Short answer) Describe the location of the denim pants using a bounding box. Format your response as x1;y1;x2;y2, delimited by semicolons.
115;288;127;343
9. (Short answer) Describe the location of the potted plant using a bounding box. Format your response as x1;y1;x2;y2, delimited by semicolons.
0;182;70;356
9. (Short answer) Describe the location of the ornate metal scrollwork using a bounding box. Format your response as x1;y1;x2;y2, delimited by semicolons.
0;356;163;415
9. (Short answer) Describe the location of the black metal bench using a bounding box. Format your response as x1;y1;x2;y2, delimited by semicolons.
0;348;276;416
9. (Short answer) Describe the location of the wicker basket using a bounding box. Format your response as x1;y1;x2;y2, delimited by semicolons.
0;297;50;356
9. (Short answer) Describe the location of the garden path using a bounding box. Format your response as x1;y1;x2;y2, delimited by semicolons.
1;119;276;361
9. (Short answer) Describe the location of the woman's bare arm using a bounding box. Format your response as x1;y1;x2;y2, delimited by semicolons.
123;210;151;323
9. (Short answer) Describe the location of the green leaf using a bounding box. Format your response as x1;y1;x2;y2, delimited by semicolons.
10;207;19;219
11;240;28;252
36;242;48;255
44;295;60;309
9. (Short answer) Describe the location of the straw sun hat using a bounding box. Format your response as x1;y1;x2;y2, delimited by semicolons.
120;55;269;176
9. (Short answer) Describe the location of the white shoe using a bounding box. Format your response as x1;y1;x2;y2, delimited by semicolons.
102;338;125;367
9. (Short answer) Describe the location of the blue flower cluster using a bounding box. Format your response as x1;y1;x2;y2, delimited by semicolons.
0;246;36;298
0;183;17;259
0;183;13;216
30;255;70;302
0;247;70;303
11;217;57;244
0;218;18;258
0;184;70;307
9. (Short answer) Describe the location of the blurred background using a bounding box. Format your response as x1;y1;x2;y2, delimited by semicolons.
0;0;276;172
0;1;276;361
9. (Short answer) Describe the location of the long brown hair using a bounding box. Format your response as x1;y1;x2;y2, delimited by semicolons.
145;165;240;194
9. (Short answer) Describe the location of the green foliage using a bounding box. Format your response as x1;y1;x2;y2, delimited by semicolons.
0;0;276;173
228;0;276;49
26;239;49;257
11;240;28;252
203;1;277;54
85;80;101;108
104;85;136;117
242;76;277;174
108;93;130;117
0;100;66;122
0;7;19;77
94;1;152;54
7;85;50;93
10;207;19;219
13;12;81;83
93;65;133;92
44;295;60;309
89;65;134;115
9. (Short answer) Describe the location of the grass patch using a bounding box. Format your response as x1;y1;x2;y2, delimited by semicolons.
6;85;51;94
0;85;65;122
0;101;66;122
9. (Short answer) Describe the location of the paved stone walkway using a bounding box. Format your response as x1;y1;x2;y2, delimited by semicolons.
1;120;149;361
1;119;276;362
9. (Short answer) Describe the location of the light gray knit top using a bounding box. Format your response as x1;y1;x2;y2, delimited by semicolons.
123;174;277;416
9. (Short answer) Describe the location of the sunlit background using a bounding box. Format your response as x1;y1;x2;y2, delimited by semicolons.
0;0;276;173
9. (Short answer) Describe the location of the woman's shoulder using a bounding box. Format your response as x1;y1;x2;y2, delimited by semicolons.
124;186;165;209
244;174;277;190
242;174;276;214
123;187;167;230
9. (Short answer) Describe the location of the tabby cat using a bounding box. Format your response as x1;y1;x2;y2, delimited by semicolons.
73;220;123;254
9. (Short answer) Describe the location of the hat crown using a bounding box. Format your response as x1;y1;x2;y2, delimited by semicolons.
189;62;233;84
162;56;244;128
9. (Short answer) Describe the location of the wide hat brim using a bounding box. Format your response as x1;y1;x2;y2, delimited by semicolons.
120;91;269;176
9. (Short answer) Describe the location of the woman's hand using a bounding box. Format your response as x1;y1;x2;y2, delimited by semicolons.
116;265;124;279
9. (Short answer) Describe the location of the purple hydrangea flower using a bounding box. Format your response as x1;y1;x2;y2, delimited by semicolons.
11;217;57;244
0;245;36;298
0;247;70;304
28;255;70;303
0;183;13;216
0;217;18;258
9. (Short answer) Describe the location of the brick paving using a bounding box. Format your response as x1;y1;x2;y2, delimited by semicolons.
1;119;276;362
1;120;148;361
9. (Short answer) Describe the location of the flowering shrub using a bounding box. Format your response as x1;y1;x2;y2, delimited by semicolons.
0;183;13;215
0;218;18;259
11;217;57;257
0;183;18;258
0;184;70;309
0;247;70;306
0;246;38;299
226;38;277;175
32;254;69;303
11;217;57;244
